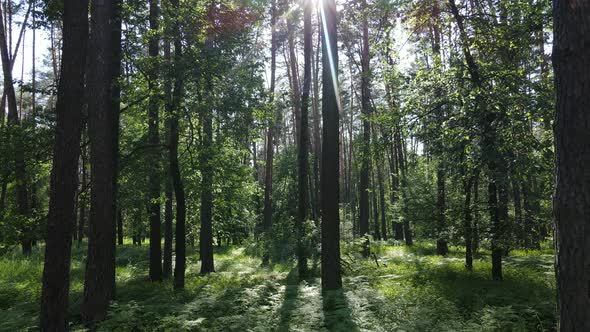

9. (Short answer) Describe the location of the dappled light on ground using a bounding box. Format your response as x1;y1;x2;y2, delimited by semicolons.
0;241;555;331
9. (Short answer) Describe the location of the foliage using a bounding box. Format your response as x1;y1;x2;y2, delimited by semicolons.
0;241;555;331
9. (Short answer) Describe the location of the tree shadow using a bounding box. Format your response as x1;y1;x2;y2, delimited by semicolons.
277;268;300;332
322;289;358;331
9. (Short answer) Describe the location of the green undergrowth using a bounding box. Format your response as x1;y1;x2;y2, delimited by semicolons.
0;240;556;331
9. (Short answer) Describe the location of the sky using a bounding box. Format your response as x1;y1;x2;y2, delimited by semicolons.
8;7;51;84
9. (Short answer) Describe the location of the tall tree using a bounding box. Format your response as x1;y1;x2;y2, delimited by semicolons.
199;46;215;274
358;0;371;243
148;0;163;282
320;0;342;291
552;1;590;330
0;0;29;254
39;0;89;329
262;0;277;266
297;0;312;279
82;0;121;322
169;0;187;289
448;0;501;280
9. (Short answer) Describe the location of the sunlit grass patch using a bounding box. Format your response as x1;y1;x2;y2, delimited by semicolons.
0;240;556;331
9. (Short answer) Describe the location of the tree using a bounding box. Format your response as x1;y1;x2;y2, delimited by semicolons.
0;0;29;254
320;0;342;291
297;0;312;279
262;0;277;266
169;0;187;289
148;0;163;282
199;42;215;274
82;0;121;322
552;1;590;330
39;0;89;329
358;0;371;245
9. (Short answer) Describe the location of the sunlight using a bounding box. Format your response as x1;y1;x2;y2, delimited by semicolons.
319;0;343;114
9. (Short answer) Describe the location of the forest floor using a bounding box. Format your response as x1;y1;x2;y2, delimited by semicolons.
0;240;556;331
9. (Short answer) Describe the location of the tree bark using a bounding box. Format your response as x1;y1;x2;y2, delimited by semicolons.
436;163;448;255
358;0;371;243
262;0;277;266
147;0;162;283
78;131;88;245
287;8;301;144
0;0;29;255
320;0;342;291
199;65;215;274
39;0;89;328
463;176;473;271
552;1;590;329
169;0;186;289
297;0;312;279
82;0;120;322
117;209;124;245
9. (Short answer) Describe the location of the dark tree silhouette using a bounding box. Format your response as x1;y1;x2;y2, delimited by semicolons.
82;0;121;322
552;1;590;329
40;0;89;329
320;0;342;291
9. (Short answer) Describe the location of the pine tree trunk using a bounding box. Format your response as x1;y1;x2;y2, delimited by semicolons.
320;0;342;291
472;171;479;254
262;0;277;266
199;65;215;274
463;177;473;271
39;0;88;328
0;0;29;255
552;1;590;329
147;0;162;282
436;163;448;255
78;132;88;245
358;3;371;243
82;0;120;322
378;159;387;241
117;209;124;245
297;0;312;279
169;0;186;289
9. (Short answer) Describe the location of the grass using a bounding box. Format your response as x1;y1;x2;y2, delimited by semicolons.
0;240;556;331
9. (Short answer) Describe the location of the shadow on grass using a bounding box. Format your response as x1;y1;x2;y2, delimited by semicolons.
277;268;300;332
398;257;556;328
322;289;358;332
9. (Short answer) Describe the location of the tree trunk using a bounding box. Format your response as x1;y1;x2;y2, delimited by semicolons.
117;209;123;245
449;0;501;280
287;8;301;144
512;177;523;247
463;177;473;271
311;17;321;221
169;0;186;289
320;0;342;291
199;65;215;274
39;0;88;328
147;0;162;283
378;158;387;241
436;163;448;255
82;0;120;322
371;167;380;240
396;131;412;246
472;171;479;254
0;0;29;255
296;0;312;280
358;1;371;243
78;131;88;245
262;0;277;266
552;1;590;329
163;176;173;278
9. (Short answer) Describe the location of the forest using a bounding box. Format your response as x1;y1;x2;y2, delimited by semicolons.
0;0;588;330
